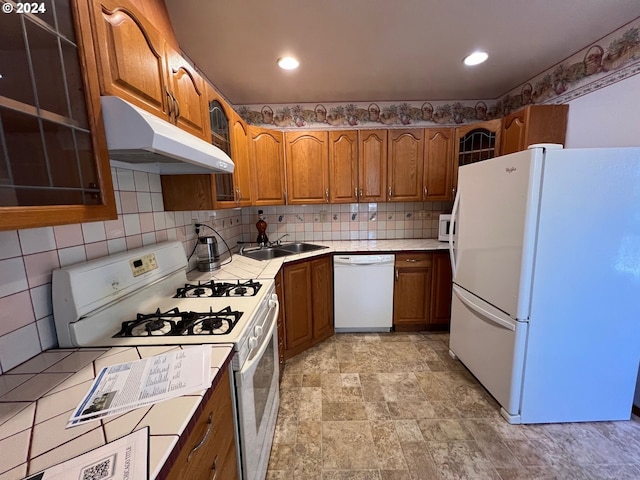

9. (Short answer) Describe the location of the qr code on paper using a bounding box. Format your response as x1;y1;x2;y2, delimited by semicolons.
79;454;115;480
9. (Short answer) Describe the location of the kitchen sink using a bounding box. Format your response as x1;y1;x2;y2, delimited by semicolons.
241;247;291;261
240;242;328;261
276;242;328;254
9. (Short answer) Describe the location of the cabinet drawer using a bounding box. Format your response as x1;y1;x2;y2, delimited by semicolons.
165;367;237;480
395;253;432;268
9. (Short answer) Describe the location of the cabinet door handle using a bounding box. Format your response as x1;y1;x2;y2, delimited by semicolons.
210;454;219;480
395;268;399;281
187;412;213;462
165;86;174;120
359;188;363;199
405;258;418;263
423;186;428;198
388;186;392;200
354;187;358;200
172;92;180;121
325;188;329;203
237;188;242;204
452;186;456;198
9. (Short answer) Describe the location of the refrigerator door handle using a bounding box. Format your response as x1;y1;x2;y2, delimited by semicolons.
449;187;461;276
453;286;515;332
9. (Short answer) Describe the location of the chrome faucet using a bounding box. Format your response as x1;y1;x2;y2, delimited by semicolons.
270;233;290;246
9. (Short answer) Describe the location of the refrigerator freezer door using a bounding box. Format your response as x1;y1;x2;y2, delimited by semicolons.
454;148;544;320
449;285;527;422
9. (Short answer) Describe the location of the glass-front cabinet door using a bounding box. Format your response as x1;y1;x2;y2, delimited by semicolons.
209;99;235;205
0;0;115;230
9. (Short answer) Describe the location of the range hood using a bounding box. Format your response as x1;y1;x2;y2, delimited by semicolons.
100;96;234;175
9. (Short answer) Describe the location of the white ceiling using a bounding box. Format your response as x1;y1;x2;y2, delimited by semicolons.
164;0;640;106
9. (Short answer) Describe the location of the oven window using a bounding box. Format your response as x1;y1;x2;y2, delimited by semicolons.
252;339;274;430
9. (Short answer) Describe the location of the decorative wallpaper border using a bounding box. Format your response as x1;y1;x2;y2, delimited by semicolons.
496;19;640;113
236;18;640;128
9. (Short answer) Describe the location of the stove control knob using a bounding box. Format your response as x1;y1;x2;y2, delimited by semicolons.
254;325;264;337
112;281;120;291
269;295;278;308
249;337;258;349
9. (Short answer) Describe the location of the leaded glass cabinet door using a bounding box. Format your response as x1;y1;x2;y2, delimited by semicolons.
452;119;502;199
0;0;115;230
209;98;235;205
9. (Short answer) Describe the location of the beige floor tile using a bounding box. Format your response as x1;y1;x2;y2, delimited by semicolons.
394;419;424;443
270;333;640;479
322;471;381;480
322;421;378;470
322;402;367;421
427;440;501;479
400;441;442;480
379;471;411;480
364;402;391;421
495;466;560;480
416;418;474;442
297;420;322;444
370;420;407;470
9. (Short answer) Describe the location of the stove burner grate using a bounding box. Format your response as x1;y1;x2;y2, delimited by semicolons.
113;307;243;338
114;308;183;337
185;306;243;335
174;279;262;298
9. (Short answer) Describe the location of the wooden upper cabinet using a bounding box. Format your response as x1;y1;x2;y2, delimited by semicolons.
89;0;169;117
165;47;208;140
249;126;286;205
0;0;117;230
90;0;209;140
453;119;502;196
387;129;424;202
285;131;330;204
358;130;387;202
128;0;179;50
501;104;568;155
230;112;252;206
329;131;358;203
424;128;455;201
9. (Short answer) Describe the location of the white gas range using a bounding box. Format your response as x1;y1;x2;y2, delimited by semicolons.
52;241;279;480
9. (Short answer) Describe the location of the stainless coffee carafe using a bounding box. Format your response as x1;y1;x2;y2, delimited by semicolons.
196;236;221;271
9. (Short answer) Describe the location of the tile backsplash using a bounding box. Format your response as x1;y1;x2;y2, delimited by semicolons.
0;167;242;373
241;202;451;243
0;167;445;373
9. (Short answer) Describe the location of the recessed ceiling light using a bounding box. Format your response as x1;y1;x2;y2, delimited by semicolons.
277;56;299;70
463;51;489;66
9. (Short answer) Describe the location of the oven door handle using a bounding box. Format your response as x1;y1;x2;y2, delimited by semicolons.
238;301;279;377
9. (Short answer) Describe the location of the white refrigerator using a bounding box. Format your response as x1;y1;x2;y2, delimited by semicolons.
448;144;640;424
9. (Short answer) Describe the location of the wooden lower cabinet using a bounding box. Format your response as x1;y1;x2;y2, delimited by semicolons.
430;251;453;327
393;251;452;331
163;367;238;480
282;256;334;359
393;253;433;331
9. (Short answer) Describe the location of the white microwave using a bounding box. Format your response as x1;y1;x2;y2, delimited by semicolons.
438;214;455;242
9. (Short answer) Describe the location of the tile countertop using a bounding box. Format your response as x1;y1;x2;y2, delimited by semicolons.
188;238;449;282
0;344;234;480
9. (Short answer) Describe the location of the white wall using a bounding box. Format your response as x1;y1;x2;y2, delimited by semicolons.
565;73;640;148
563;73;640;408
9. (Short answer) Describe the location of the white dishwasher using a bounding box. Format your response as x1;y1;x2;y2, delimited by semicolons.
333;254;395;332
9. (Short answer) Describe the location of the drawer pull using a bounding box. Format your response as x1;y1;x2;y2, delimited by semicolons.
187;412;213;462
210;454;219;480
405;258;418;263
